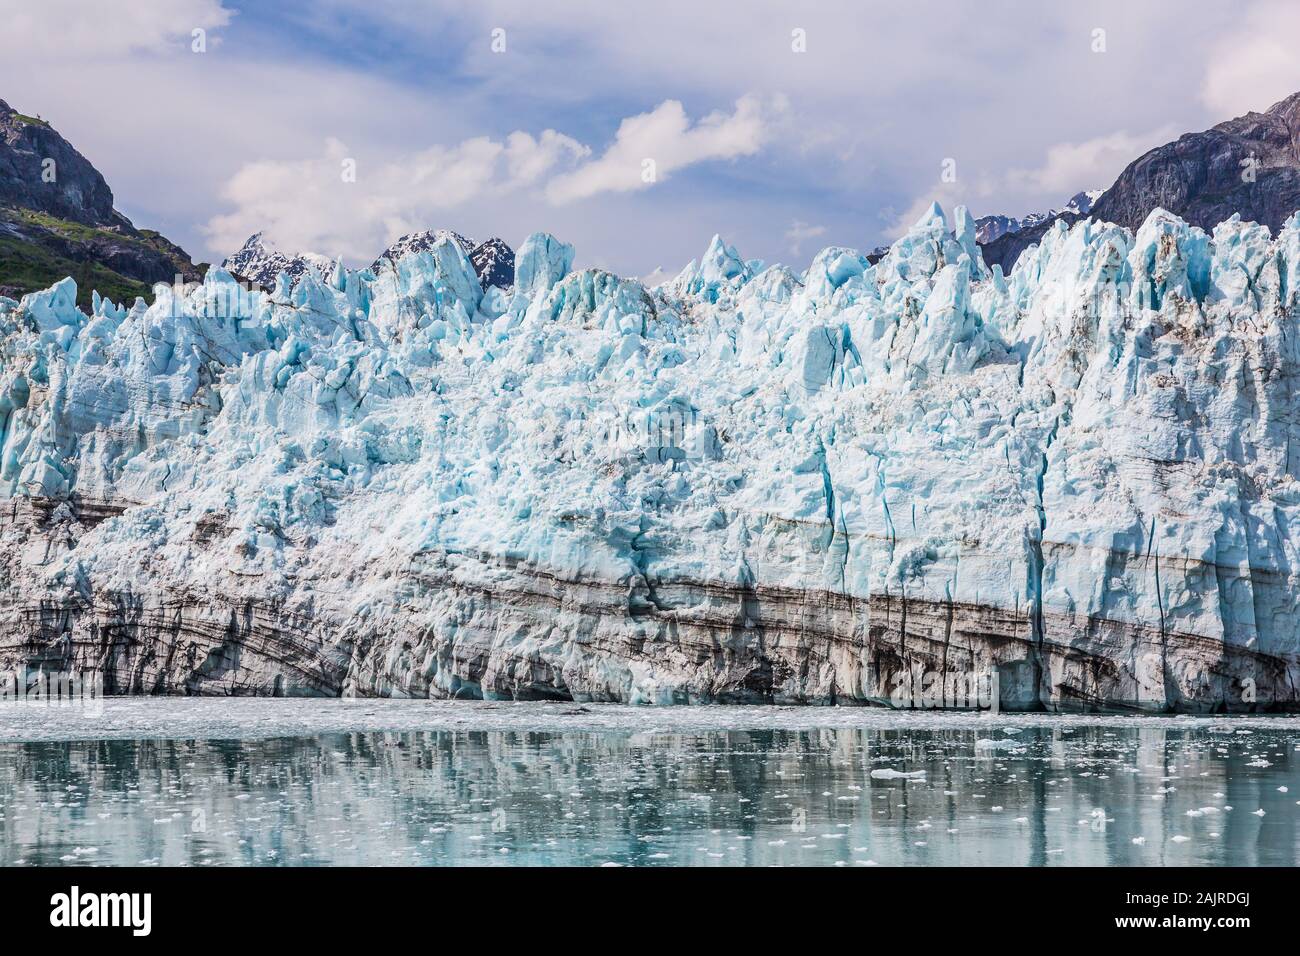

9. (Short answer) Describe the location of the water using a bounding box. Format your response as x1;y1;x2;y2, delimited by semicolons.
1;702;1298;866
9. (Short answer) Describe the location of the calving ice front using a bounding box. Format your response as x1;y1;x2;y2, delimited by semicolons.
49;886;151;936
2;204;1300;711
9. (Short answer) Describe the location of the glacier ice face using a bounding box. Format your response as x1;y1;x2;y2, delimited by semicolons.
3;204;1300;710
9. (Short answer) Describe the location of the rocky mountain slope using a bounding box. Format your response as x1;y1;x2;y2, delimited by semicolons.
983;94;1300;273
1090;91;1300;234
227;229;517;293
2;209;1299;711
0;99;205;308
371;230;515;289
370;229;474;273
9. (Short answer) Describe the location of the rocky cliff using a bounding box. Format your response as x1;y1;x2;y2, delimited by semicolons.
0;99;205;307
1090;92;1300;236
1;210;1299;711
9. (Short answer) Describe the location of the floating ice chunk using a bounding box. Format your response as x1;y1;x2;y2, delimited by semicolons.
869;769;926;780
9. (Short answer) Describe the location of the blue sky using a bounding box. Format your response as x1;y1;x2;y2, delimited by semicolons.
3;0;1299;278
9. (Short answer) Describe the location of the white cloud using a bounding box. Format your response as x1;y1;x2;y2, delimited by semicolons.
505;131;592;186
1009;127;1177;197
205;96;774;262
1202;1;1300;117
545;97;772;204
784;221;826;255
0;0;1264;279
205;130;588;261
0;0;233;56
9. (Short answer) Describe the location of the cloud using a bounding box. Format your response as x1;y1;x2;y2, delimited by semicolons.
0;0;1263;280
0;0;233;56
784;221;826;255
505;130;592;185
1201;1;1300;118
545;97;772;204
205;130;589;261
1008;127;1178;197
204;96;773;261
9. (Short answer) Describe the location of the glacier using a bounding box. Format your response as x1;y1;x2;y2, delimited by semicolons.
2;206;1300;711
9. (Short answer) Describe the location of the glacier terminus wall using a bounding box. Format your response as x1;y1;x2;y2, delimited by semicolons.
2;204;1300;711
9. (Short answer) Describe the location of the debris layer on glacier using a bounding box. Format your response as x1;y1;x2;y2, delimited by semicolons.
2;209;1298;711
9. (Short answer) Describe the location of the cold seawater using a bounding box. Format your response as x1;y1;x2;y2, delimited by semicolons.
1;701;1298;866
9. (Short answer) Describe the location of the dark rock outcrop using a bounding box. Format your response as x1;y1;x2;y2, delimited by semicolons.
1090;91;1300;235
0;100;121;227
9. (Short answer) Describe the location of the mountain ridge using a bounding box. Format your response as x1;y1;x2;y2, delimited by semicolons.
225;229;519;292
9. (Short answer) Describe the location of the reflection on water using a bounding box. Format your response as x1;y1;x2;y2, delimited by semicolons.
1;725;1297;866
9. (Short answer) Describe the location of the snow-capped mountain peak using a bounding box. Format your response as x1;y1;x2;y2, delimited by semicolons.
370;231;515;289
222;232;334;290
469;237;515;289
973;188;1102;244
1063;189;1104;216
370;230;474;274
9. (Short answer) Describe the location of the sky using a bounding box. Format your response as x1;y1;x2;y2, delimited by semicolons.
2;0;1299;279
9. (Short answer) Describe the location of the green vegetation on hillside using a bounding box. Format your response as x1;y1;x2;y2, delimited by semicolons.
0;234;152;308
0;206;206;310
11;207;110;242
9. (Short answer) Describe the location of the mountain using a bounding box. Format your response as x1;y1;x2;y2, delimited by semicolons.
370;230;515;289
981;212;1074;275
222;232;335;290
0;99;205;308
469;237;515;288
973;214;1020;245
4;205;1300;710
984;92;1300;273
974;189;1102;246
1089;92;1300;234
369;229;473;274
1062;188;1104;216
